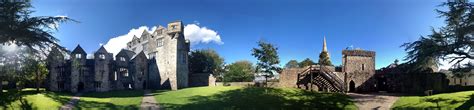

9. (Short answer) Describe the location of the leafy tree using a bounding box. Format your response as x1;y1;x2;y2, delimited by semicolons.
319;51;333;66
284;60;299;68
402;1;473;71
223;60;255;82
0;1;76;54
251;40;281;85
189;49;225;81
22;56;48;93
299;58;316;67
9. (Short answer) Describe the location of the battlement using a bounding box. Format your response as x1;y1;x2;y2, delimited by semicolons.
342;49;375;57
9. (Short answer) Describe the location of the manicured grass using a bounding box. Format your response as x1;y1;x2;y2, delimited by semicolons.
392;91;474;110
154;86;357;110
0;88;72;110
75;90;144;110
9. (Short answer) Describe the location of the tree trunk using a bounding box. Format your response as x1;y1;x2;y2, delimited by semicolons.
36;70;40;93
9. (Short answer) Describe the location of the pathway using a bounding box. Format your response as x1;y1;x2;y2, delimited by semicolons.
348;92;399;110
59;93;82;110
141;90;160;110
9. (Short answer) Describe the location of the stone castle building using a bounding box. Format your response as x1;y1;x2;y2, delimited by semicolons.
279;37;376;92
46;21;190;92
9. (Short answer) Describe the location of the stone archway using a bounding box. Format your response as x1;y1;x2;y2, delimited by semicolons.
349;80;356;92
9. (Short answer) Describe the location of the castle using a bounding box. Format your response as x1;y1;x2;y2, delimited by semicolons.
280;37;376;92
46;21;189;92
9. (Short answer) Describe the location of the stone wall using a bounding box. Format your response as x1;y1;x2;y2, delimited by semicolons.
279;68;305;88
188;73;215;87
342;49;376;92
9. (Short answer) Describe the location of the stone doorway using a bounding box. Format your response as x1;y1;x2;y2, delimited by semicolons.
377;76;387;91
78;82;84;92
349;80;355;92
143;81;147;89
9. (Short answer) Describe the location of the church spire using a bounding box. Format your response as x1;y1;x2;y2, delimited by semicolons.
323;36;328;52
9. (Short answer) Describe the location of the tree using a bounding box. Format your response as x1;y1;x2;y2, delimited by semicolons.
284;60;299;68
299;58;316;67
402;1;473;71
251;40;281;85
22;55;48;93
223;60;255;82
319;51;333;66
189;49;225;81
0;1;76;54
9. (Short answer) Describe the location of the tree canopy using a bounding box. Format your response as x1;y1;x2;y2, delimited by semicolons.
319;51;333;66
402;1;473;70
284;60;299;68
0;1;76;54
189;49;225;80
223;60;255;82
299;58;316;67
251;40;281;78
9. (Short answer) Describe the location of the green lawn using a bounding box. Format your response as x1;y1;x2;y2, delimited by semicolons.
75;90;144;110
0;88;72;110
392;91;474;110
154;86;357;110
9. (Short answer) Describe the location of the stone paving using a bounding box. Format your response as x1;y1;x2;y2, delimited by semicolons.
140;90;160;110
59;93;81;110
348;92;399;110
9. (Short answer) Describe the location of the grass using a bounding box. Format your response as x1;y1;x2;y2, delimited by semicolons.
75;90;144;110
392;91;474;110
154;86;357;110
0;88;72;110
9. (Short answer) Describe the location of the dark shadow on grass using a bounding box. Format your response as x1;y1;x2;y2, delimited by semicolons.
0;89;42;109
158;87;355;110
74;90;144;110
456;94;474;110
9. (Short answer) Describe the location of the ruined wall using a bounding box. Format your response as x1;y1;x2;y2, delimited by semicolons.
279;68;305;88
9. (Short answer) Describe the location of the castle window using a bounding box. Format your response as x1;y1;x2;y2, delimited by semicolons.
361;64;365;70
171;25;177;29
120;68;129;77
99;54;106;60
120;57;126;61
114;72;118;81
157;38;164;47
75;54;82;59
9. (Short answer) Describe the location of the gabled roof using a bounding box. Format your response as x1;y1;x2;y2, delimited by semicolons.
96;46;108;53
132;35;139;40
116;49;135;58
131;51;147;60
71;45;86;54
142;30;150;37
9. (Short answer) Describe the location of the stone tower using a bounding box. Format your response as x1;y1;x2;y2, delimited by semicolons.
46;47;65;91
93;46;113;92
127;20;190;90
71;45;87;93
342;49;376;92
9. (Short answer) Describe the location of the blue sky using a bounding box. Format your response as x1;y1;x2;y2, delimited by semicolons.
32;0;446;69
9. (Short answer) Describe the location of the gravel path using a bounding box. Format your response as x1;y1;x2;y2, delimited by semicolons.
59;93;81;110
348;93;399;110
141;90;160;110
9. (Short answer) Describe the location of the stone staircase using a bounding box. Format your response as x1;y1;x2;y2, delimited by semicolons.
297;65;345;93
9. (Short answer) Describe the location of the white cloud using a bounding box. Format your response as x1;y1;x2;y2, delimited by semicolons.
184;24;223;45
104;23;223;57
104;26;156;57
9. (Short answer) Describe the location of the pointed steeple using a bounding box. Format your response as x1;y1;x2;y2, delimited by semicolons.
323;36;328;52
